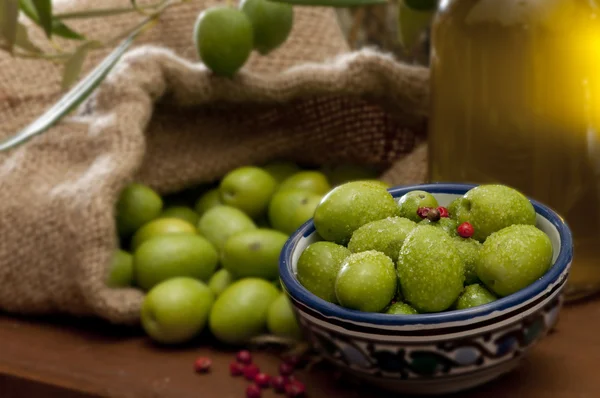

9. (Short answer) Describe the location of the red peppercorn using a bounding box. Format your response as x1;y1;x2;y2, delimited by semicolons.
229;361;244;377
417;207;431;219
437;206;449;218
272;375;287;393
244;364;261;381
193;357;212;373
285;380;306;397
246;384;262;398
457;222;474;238
237;350;253;365
279;362;294;376
254;373;271;388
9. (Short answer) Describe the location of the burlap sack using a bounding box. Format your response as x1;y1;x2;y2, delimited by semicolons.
0;0;429;324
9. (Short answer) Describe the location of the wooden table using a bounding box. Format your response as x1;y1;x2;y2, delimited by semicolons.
1;296;599;398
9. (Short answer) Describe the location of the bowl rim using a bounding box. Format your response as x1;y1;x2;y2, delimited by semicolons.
279;182;574;326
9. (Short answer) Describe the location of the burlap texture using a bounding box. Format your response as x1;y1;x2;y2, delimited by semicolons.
0;0;429;324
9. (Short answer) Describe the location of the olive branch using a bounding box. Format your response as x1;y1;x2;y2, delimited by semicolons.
0;0;177;88
0;0;437;151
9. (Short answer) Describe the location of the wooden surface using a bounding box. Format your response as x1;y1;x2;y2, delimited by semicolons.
0;297;599;398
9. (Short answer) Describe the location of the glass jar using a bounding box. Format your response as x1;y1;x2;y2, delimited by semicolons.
428;0;600;301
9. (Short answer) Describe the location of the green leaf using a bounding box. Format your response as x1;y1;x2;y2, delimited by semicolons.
19;0;85;40
267;0;386;7
31;0;52;37
19;0;40;20
17;0;36;19
51;19;85;40
15;21;40;52
0;0;20;51
61;41;102;89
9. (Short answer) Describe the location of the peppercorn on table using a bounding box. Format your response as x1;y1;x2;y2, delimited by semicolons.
0;297;598;398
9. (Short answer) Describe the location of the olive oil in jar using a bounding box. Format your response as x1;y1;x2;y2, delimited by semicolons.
429;0;600;300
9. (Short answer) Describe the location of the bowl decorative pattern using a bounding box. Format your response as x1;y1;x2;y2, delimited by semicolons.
279;184;573;395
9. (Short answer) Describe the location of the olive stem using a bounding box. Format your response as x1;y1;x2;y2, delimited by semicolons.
55;6;142;19
268;0;387;6
1;2;167;62
55;0;167;19
104;3;170;47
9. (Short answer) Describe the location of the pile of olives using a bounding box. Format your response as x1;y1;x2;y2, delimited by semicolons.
297;183;553;315
108;161;381;345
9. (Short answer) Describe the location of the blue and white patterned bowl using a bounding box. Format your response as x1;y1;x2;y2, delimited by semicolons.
279;183;573;395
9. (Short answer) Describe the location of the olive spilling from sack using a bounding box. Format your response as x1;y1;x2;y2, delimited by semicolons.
110;161;381;345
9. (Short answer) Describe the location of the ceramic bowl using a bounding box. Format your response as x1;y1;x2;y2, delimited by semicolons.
279;183;573;395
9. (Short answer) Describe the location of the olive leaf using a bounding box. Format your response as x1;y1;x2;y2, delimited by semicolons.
15;21;40;52
267;0;386;6
50;18;85;40
19;0;83;40
0;0;20;52
30;0;52;37
61;40;102;89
